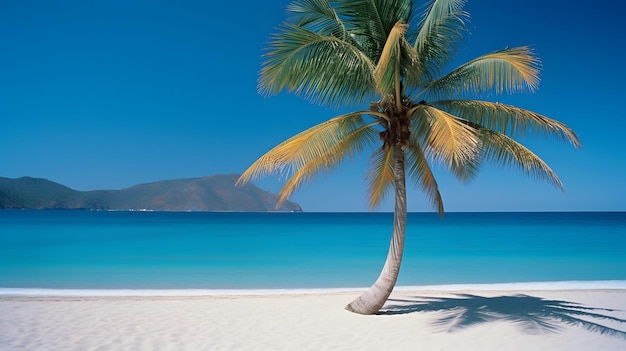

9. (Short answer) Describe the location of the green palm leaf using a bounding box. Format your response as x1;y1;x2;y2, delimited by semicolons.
338;0;413;60
259;24;375;107
413;0;468;78
287;0;350;39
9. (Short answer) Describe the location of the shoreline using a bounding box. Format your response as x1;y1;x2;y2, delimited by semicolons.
2;280;626;297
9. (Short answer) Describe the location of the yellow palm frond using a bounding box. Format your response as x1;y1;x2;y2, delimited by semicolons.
374;21;408;96
237;112;378;206
421;46;541;100
480;129;563;189
405;142;444;216
276;121;378;205
433;100;581;147
411;104;480;180
366;147;395;208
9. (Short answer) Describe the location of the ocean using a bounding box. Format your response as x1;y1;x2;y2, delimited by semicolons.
1;211;625;292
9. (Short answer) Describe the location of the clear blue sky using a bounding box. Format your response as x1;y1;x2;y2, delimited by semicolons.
1;0;624;212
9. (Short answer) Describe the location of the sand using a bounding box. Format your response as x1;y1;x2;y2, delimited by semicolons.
1;289;625;350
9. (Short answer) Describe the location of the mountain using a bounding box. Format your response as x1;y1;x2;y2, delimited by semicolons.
0;176;86;209
0;175;302;212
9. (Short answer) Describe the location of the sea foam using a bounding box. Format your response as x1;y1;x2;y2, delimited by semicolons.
2;280;626;297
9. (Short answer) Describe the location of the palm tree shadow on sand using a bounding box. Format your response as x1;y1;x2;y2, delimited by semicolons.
382;294;626;338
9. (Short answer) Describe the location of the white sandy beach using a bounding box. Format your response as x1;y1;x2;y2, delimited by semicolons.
1;287;625;351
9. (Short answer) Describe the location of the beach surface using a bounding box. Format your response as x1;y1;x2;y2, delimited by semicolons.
1;287;626;350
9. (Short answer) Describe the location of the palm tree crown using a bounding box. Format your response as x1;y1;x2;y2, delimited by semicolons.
238;0;580;314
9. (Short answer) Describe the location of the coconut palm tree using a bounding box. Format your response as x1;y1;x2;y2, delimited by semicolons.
237;0;580;315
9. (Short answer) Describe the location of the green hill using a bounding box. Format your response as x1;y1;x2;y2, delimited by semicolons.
0;175;302;212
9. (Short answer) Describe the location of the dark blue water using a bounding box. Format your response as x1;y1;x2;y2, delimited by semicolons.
1;211;625;289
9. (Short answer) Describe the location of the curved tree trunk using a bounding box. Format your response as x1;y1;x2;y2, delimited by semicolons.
345;145;407;314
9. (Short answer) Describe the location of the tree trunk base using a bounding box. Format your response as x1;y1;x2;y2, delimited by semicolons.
344;278;395;315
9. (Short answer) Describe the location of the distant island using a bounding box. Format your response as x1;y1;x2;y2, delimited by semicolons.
0;174;302;212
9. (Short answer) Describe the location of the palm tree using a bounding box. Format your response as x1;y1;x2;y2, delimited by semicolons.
237;0;580;315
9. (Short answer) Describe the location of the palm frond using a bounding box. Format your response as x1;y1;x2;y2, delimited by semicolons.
374;21;408;96
277;121;379;205
432;100;581;147
479;129;564;189
287;0;350;39
338;0;413;60
411;104;480;180
249;0;580;219
237;112;378;205
366;147;395;208
421;46;541;100
414;0;468;77
399;36;424;88
405;142;444;215
259;24;375;107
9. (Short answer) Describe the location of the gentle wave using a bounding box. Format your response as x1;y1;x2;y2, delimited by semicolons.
394;280;626;291
2;280;626;297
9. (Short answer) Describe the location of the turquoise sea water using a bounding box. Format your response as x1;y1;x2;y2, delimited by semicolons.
1;211;625;290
